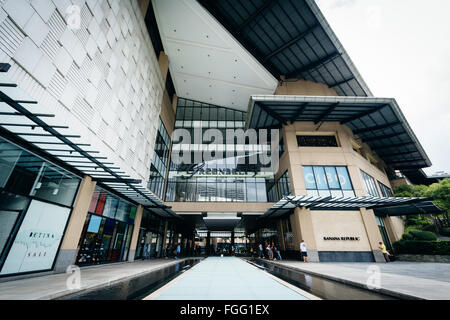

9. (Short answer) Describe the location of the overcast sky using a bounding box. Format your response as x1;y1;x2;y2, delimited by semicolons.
316;0;450;175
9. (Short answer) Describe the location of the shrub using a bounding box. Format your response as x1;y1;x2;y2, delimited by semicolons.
401;233;413;240
421;224;437;232
409;230;438;241
440;227;450;237
393;240;450;255
405;219;418;226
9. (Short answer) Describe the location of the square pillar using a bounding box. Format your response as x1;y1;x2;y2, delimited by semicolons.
360;208;386;263
291;207;320;262
54;176;96;273
128;205;144;262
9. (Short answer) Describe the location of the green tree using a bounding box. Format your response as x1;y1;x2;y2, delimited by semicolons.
424;178;450;227
394;178;450;229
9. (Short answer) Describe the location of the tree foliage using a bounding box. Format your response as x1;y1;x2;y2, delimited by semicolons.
394;178;450;228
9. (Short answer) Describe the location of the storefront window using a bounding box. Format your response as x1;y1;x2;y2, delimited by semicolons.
76;186;136;266
0;137;80;276
303;166;355;197
281;217;294;250
135;209;164;260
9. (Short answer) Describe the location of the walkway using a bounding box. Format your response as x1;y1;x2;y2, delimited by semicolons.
0;259;192;300
264;260;450;300
145;257;317;300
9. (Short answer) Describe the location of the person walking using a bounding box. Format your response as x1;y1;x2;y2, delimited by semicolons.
276;243;282;261
300;240;308;262
379;242;390;263
258;243;263;258
176;243;181;260
266;244;273;260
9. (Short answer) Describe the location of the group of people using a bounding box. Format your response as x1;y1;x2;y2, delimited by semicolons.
255;240;309;262
256;242;282;261
164;243;181;259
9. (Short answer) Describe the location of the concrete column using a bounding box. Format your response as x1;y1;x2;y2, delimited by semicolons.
383;216;402;244
158;51;169;81
128;205;144;262
291;207;319;262
360;208;385;263
162;220;169;248
277;220;285;250
54;176;96;273
206;231;211;255
138;0;151;16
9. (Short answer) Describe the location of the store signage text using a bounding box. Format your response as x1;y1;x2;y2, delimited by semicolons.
323;236;360;241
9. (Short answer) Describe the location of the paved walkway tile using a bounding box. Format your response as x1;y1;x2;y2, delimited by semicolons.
152;257;310;300
0;259;189;300
272;260;450;300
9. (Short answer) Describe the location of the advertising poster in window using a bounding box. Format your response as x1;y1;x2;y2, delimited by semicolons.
0;200;71;275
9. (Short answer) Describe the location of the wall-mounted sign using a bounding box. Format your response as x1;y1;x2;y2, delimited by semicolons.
323;236;360;241
297;135;338;147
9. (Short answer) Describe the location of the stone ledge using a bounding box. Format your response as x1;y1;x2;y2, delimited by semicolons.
396;254;450;263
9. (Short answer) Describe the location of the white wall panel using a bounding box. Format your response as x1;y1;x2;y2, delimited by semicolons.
0;0;164;184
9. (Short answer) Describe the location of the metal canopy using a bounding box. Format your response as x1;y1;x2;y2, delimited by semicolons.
246;95;431;170
0;73;178;219
261;195;443;220
199;0;372;97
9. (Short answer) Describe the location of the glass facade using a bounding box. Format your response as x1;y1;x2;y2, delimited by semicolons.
0;137;80;276
376;216;393;252
76;186;136;266
361;170;380;197
148;117;171;199
166;98;275;202
281;217;294;250
303;166;355;197
267;171;291;202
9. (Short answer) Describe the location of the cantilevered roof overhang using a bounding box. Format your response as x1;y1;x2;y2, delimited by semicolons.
199;0;372;97
246;95;432;171
0;73;178;219
261;196;443;220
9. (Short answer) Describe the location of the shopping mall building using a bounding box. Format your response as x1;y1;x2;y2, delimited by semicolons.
0;0;442;279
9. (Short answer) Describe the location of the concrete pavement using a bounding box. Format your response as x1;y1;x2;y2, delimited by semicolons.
0;258;194;300
263;260;450;300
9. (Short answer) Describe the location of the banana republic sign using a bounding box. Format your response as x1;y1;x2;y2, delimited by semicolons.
324;236;360;241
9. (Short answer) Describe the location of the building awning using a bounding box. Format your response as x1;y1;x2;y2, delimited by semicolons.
246;95;431;171
199;0;372;97
261;195;443;220
0;73;178;219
